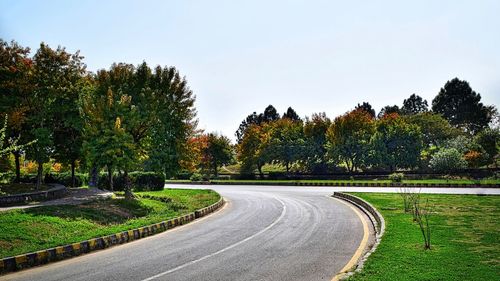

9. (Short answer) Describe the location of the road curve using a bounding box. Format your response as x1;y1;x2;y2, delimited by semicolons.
2;185;368;281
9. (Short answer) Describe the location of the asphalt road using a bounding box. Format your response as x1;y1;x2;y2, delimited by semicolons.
4;184;497;281
2;185;368;281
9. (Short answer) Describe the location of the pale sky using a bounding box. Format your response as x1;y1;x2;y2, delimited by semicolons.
1;0;499;141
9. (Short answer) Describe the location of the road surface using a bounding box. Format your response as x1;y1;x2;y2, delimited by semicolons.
2;185;370;281
3;184;497;281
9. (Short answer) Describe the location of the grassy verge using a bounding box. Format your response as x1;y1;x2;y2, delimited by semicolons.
348;193;500;281
167;179;500;185
0;188;220;259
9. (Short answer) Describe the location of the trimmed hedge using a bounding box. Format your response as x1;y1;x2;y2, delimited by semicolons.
98;172;165;191
45;172;88;187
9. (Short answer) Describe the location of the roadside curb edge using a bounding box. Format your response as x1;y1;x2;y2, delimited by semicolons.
331;192;386;280
0;196;225;274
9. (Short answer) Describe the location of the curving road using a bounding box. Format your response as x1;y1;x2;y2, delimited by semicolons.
2;185;371;281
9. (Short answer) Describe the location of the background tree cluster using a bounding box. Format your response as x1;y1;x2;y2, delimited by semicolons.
0;40;197;195
236;80;498;175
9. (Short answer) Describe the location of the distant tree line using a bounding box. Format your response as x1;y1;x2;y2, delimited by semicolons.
236;80;499;177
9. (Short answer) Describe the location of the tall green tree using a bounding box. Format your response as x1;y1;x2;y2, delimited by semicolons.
401;93;428;115
377;105;400;119
0;40;34;182
26;43;85;189
303;112;331;173
202;133;233;177
355;102;376;119
404;112;458;147
370;114;423;171
474;128;499;167
282;107;301;121
432;78;492;134
266;118;305;173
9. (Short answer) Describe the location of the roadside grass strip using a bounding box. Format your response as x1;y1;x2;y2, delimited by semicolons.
0;189;223;274
346;193;500;281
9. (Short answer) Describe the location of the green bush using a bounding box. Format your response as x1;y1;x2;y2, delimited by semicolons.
190;173;203;182
0;172;14;184
131;172;165;191
98;171;164;191
388;172;404;182
45;172;87;187
429;148;467;173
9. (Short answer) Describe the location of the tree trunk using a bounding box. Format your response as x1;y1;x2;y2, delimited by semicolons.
258;164;264;179
213;160;218;178
13;151;21;183
107;165;114;191
36;160;43;190
124;170;134;200
89;165;98;188
71;160;76;188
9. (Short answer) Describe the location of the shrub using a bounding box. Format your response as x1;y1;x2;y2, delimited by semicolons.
131;172;165;191
190;173;203;182
98;171;164;191
429;148;467;173
388;172;404;182
0;172;14;184
175;171;193;180
45;172;87;187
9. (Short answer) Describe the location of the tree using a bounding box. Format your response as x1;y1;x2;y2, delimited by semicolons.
266;118;305;173
282;107;301;121
237;124;270;177
303;113;331;173
326;109;374;173
235;105;280;143
370;114;423;171
25;43;85;189
401;94;428;115
262;105;280;122
377;105;400;119
0;115;35;157
474;128;499;167
404;112;458;147
202;133;233;177
432;78;492;134
355;102;376;119
0;40;34;182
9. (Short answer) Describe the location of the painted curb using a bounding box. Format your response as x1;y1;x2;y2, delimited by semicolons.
331;192;385;280
0;184;68;207
167;181;499;188
0;196;224;274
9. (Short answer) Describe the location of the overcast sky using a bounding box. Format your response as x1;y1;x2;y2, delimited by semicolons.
1;0;499;141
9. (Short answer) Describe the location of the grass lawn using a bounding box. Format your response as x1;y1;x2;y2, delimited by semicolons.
172;179;500;185
348;193;500;281
0;183;50;195
0;188;220;259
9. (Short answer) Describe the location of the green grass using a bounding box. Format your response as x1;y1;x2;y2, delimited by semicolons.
0;188;220;258
168;179;500;185
348;193;500;281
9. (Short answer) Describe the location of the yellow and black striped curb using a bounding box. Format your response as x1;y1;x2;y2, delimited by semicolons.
171;181;499;188
332;192;385;235
331;192;386;280
0;197;224;274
